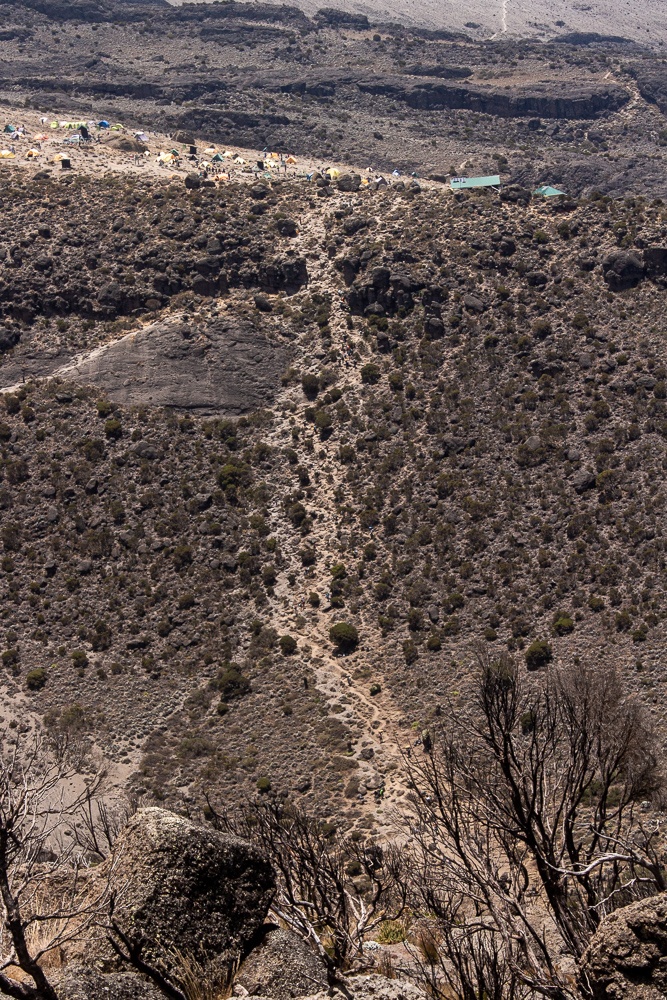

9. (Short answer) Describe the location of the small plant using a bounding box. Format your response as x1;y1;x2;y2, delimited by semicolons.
71;650;88;670
301;372;320;399
279;634;297;656
26;668;47;691
525;639;552;671
360;363;381;385
308;591;321;607
553;615;574;636
329;622;359;653
211;664;251;700
257;777;272;793
104;418;122;440
370;682;382;696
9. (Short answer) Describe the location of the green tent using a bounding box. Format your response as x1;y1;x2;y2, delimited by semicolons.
534;185;566;197
212;153;224;162
450;174;501;190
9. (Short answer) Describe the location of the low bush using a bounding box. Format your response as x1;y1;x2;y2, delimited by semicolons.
329;622;359;652
525;639;552;671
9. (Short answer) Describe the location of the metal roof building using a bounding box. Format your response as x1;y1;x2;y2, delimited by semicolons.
450;175;501;190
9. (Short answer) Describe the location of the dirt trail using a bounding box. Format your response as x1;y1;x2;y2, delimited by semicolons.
261;199;411;833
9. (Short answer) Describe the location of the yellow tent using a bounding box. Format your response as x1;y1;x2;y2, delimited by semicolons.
0;150;15;159
222;150;234;158
25;149;40;158
204;146;217;155
326;167;340;179
158;151;175;163
286;155;297;164
234;156;245;165
110;123;124;131
267;151;279;160
50;122;59;129
33;133;48;142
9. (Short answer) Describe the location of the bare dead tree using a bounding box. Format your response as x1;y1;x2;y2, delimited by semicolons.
404;652;665;1000
0;732;114;1000
206;794;408;983
72;788;137;862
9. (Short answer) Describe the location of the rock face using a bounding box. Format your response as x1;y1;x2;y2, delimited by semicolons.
236;927;329;999
602;250;645;291
95;808;275;978
356;77;629;119
35;314;290;412
579;894;667;999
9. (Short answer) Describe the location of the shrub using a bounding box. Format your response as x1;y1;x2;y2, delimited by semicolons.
212;665;251;700
301;372;320;399
426;632;442;651
96;399;113;417
402;639;418;664
360;363;381;385
588;596;605;612
553;615;574;636
370;682;382;696
104;418;122;440
279;634;297;656
91;620;112;651
257;777;272;793
615;609;632;631
71;650;88;669
26;667;47;691
308;591;320;607
173;544;193;570
525;639;552;671
4;395;20;415
329;622;359;652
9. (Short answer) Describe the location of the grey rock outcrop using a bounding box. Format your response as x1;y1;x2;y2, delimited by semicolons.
54;964;163;1000
93;808;275;978
236;927;328;999
41;314;290;412
579;893;667;999
602;251;645;292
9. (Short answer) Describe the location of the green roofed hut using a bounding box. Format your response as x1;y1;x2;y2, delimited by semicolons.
450;174;501;190
534;184;566;197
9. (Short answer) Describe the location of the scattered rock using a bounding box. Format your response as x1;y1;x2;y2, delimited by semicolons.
236;927;328;999
602;250;645;291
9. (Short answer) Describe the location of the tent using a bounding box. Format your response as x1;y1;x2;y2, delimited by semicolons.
3;125;16;134
50;122;59;129
450;175;501;190
204;146;217;155
158;151;175;162
212;153;224;162
98;121;110;128
234;156;245;164
110;123;124;131
25;149;40;158
325;167;340;178
33;133;48;142
222;150;234;158
135;132;149;142
286;155;297;164
0;150;15;158
534;184;566;197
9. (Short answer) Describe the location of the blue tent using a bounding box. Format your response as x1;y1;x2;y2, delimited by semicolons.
3;124;16;134
98;120;110;128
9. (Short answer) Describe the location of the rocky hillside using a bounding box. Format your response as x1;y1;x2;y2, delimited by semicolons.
0;0;667;197
1;162;666;833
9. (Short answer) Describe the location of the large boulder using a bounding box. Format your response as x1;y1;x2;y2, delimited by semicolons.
236;927;328;999
602;250;645;291
53;964;163;1000
579;893;667;999
94;808;275;979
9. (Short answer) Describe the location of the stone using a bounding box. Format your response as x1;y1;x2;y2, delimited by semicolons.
184;172;202;190
53;964;163;1000
236;927;328;999
573;469;596;493
579;893;667;999
86;808;275;981
336;173;361;192
602;250;645;291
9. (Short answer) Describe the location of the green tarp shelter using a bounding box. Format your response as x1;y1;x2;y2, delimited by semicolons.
535;185;566;197
450;174;501;190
